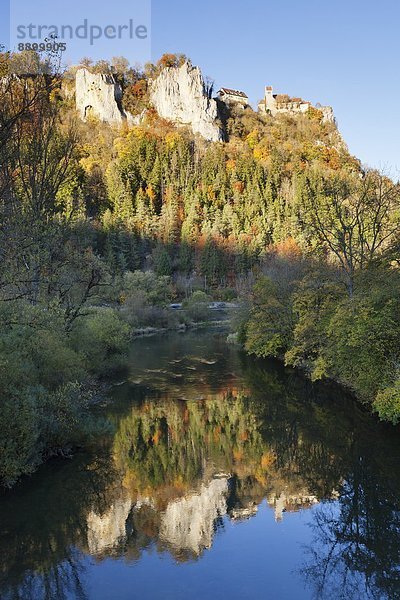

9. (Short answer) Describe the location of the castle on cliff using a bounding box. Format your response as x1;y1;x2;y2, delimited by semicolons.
258;85;335;123
71;61;337;141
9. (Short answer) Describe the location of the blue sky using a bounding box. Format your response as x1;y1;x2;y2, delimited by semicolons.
152;0;400;174
1;0;399;173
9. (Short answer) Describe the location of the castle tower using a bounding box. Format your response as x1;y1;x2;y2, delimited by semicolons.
265;85;274;98
264;85;276;114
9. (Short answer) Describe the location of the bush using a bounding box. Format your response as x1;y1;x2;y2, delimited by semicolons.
244;276;295;358
184;291;211;322
70;307;130;374
374;383;400;425
39;382;93;451
120;270;180;329
122;271;173;306
215;287;237;302
0;389;42;487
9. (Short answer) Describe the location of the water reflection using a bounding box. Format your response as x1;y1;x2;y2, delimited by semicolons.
0;331;399;599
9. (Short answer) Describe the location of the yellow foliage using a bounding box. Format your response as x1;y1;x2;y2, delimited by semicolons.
307;106;324;122
79;156;98;173
246;129;259;149
165;131;182;149
261;451;276;469
233;448;244;461
226;158;236;171
254;145;270;162
146;185;156;201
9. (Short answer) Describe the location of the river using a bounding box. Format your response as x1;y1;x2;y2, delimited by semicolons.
0;329;399;600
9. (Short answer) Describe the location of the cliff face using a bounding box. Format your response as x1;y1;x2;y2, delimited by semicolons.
74;63;222;140
319;105;335;124
75;68;124;124
75;68;139;126
149;62;224;142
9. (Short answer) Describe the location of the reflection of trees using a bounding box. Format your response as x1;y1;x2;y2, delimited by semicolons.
0;453;118;600
1;336;400;598
240;356;400;599
112;391;269;506
301;453;400;599
241;359;400;600
0;549;88;600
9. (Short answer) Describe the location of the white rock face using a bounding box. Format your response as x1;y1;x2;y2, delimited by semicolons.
149;62;224;142
319;105;335;124
159;477;229;555
76;68;132;125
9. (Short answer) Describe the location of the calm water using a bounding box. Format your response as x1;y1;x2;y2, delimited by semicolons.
1;330;400;600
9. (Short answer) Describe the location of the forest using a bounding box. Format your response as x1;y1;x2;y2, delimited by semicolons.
1;49;400;488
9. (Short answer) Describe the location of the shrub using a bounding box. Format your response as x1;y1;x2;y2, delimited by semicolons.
184;291;211;322
0;389;42;487
70;307;130;374
39;382;103;451
374;382;400;425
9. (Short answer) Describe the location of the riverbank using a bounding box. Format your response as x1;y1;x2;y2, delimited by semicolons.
0;310;232;489
238;265;400;426
131;318;230;337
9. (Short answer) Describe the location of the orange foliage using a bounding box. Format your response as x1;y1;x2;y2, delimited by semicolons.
130;79;147;98
213;425;222;441
157;53;186;69
234;181;245;194
233;448;244;461
274;237;302;259
152;430;161;445
321;146;341;170
261;451;276;469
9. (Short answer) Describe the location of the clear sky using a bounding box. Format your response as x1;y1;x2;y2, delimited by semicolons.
1;0;399;174
151;0;400;175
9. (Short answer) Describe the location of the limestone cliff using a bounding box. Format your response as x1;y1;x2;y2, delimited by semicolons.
75;68;138;126
319;105;335;124
149;62;224;142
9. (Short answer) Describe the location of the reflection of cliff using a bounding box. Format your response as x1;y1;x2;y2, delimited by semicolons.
159;478;229;555
4;330;400;600
87;495;133;555
82;388;331;561
267;492;318;522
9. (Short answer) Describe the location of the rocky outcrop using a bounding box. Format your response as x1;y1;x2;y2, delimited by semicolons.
75;68;139;126
319;105;335;124
229;503;258;521
149;62;224;142
74;63;223;140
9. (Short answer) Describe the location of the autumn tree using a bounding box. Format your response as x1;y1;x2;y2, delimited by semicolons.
111;56;130;74
301;168;400;296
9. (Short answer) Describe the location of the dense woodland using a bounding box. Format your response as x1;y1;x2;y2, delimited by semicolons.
1;49;400;487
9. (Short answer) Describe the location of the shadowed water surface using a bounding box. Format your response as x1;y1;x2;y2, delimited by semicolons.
1;329;399;599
